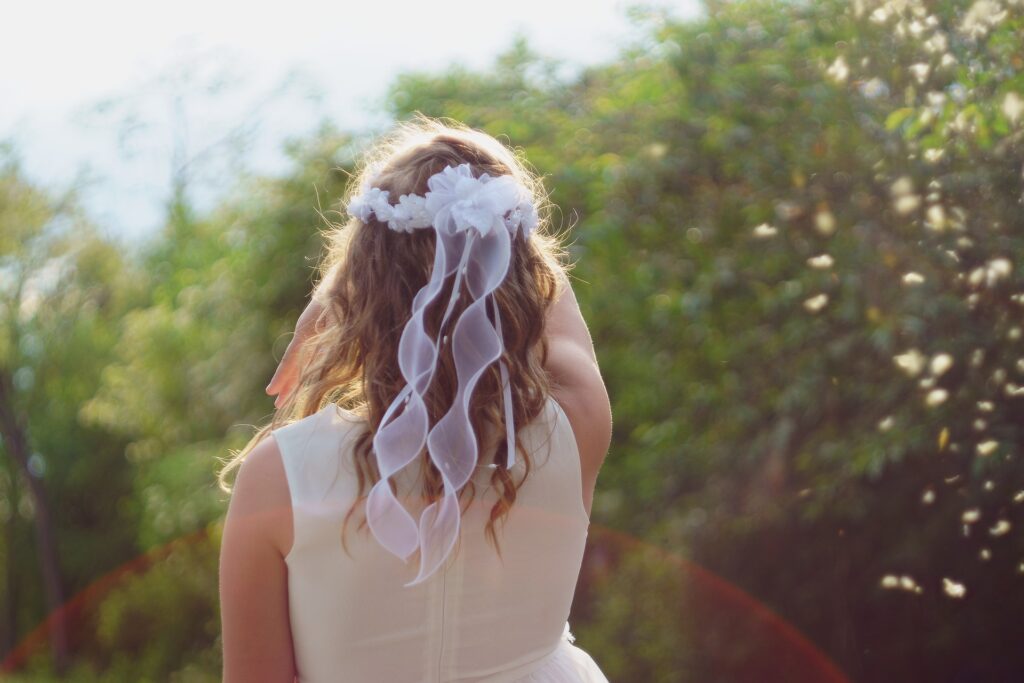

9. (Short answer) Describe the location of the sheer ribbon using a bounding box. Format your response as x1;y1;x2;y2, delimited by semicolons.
348;164;536;587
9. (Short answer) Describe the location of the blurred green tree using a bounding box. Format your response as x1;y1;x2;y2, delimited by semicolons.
0;147;140;675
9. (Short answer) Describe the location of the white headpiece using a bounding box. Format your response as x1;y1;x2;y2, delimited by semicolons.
345;163;539;587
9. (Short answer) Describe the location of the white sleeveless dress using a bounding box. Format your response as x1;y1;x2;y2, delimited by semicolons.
272;395;609;683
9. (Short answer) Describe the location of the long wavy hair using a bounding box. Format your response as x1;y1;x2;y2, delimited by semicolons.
217;115;572;559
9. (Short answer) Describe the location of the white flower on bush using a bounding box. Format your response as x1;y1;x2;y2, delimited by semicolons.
1003;92;1024;125
894;349;926;377
803;293;828;313
943;577;966;599
930;353;953;376
958;0;1008;39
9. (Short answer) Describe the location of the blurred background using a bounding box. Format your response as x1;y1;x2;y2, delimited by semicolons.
1;0;1022;680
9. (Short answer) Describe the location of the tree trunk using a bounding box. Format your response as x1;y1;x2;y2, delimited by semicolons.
0;370;68;674
1;457;16;658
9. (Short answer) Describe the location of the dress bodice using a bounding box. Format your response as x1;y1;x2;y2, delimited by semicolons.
272;395;607;683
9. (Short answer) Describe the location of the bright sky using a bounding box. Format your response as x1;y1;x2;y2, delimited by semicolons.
2;0;701;245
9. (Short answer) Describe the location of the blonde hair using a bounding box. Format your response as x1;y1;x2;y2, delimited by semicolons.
217;114;573;559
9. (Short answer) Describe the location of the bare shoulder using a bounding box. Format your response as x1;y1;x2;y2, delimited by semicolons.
224;433;293;558
219;432;298;682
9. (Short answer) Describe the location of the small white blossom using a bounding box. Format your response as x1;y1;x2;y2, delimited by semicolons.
891;176;914;196
987;258;1012;284
1003;92;1024;125
989;519;1011;536
925;204;947;231
923;32;949;53
859;77;889;99
814;210;837;235
909;63;930;84
942;577;966;598
930;353;953;376
826;56;849;83
807;254;834;269
895;194;922;214
977;440;999;457
804;293;829;313
959;0;1008;39
903;272;925;285
895;349;927;377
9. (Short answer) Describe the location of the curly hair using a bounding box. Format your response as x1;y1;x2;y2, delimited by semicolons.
217;114;573;561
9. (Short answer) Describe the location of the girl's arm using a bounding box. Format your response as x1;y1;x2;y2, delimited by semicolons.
542;275;612;514
219;436;298;682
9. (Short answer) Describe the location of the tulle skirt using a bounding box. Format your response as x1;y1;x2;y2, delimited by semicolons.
489;622;609;683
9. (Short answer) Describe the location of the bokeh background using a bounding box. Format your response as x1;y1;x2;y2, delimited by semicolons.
2;1;1023;681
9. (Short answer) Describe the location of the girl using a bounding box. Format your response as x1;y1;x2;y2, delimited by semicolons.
218;116;612;682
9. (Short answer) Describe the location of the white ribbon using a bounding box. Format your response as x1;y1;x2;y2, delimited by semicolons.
349;164;536;586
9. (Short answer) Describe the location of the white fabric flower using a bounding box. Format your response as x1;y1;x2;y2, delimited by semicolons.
515;199;539;238
367;188;394;223
389;194;431;232
346;165;384;221
346;193;373;222
426;165;521;236
347;187;391;223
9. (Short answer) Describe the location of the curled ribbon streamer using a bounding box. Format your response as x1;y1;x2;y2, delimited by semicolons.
369;209;515;587
493;299;516;469
365;229;471;562
410;223;512;586
350;163;533;587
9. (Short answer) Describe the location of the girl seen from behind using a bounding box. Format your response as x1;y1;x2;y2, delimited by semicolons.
218;115;612;682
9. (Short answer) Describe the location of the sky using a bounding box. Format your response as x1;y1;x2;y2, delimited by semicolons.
1;0;702;245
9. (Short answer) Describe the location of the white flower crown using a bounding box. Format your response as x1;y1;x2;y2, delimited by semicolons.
346;163;539;239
